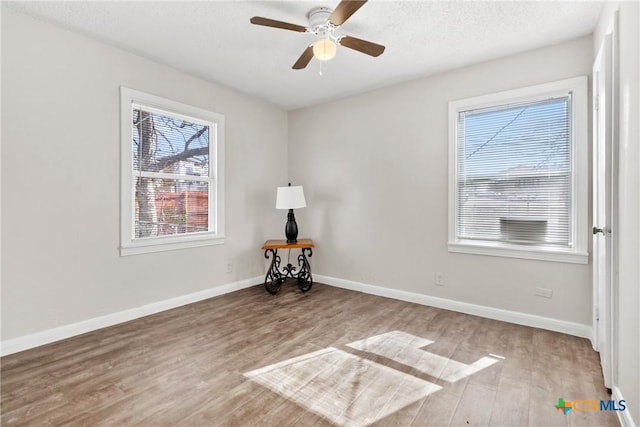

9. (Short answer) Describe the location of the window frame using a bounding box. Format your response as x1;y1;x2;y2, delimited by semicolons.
447;76;588;264
120;87;225;256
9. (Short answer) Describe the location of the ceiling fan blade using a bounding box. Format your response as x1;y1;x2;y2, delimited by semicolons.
292;46;314;69
329;0;368;26
250;16;307;32
339;35;385;57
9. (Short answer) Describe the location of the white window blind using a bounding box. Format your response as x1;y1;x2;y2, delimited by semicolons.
455;96;572;247
132;104;214;239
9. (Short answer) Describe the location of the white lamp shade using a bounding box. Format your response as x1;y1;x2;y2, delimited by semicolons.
276;185;306;209
313;39;337;61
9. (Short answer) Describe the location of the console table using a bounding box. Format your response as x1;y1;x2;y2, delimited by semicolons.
262;239;314;294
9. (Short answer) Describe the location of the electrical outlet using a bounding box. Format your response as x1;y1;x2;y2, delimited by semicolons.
435;272;444;286
226;262;233;273
535;287;553;298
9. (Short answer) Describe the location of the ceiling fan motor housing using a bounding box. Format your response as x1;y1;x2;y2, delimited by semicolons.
307;6;341;44
307;7;333;29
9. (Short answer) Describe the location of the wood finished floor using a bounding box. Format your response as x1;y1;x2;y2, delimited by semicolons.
1;283;618;426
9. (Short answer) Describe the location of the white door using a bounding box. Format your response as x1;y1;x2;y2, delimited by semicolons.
592;33;614;389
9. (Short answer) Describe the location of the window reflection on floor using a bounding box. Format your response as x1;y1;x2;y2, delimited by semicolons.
347;330;500;383
244;331;503;426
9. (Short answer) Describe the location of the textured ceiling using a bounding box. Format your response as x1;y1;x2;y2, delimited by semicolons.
4;1;603;110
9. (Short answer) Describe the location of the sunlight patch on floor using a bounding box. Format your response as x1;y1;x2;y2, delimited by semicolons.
244;347;442;426
347;330;500;382
244;331;503;426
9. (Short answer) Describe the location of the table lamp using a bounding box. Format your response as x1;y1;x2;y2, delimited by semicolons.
276;183;306;243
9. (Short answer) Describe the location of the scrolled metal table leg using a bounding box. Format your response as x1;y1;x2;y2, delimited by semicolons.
283;261;297;278
264;249;283;294
297;247;313;292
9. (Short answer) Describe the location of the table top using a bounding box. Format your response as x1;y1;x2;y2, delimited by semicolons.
262;239;314;250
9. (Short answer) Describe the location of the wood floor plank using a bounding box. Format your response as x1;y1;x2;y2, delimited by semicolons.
449;382;496;426
409;389;460;427
488;374;530;426
1;283;616;426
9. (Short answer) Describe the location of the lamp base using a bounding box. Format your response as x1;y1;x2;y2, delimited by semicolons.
285;209;298;243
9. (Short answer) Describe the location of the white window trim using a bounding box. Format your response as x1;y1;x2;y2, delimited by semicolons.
447;76;589;264
120;87;225;256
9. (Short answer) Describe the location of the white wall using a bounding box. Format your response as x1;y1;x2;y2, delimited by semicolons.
1;9;288;340
595;2;640;425
289;36;594;326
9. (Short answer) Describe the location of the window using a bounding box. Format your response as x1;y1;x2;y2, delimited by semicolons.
120;88;224;256
448;77;588;263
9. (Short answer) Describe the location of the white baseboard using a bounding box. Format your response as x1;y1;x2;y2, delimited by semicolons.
0;276;262;357
0;274;595;357
613;386;638;427
316;274;592;339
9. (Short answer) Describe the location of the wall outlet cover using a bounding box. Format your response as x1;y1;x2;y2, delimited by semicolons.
535;287;553;298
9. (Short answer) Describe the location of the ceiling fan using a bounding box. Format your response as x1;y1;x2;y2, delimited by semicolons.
250;0;385;70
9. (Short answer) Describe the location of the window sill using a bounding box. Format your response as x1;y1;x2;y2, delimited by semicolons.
121;233;225;256
448;240;589;264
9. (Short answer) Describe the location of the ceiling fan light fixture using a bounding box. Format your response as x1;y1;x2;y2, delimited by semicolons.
250;1;385;70
313;38;337;61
